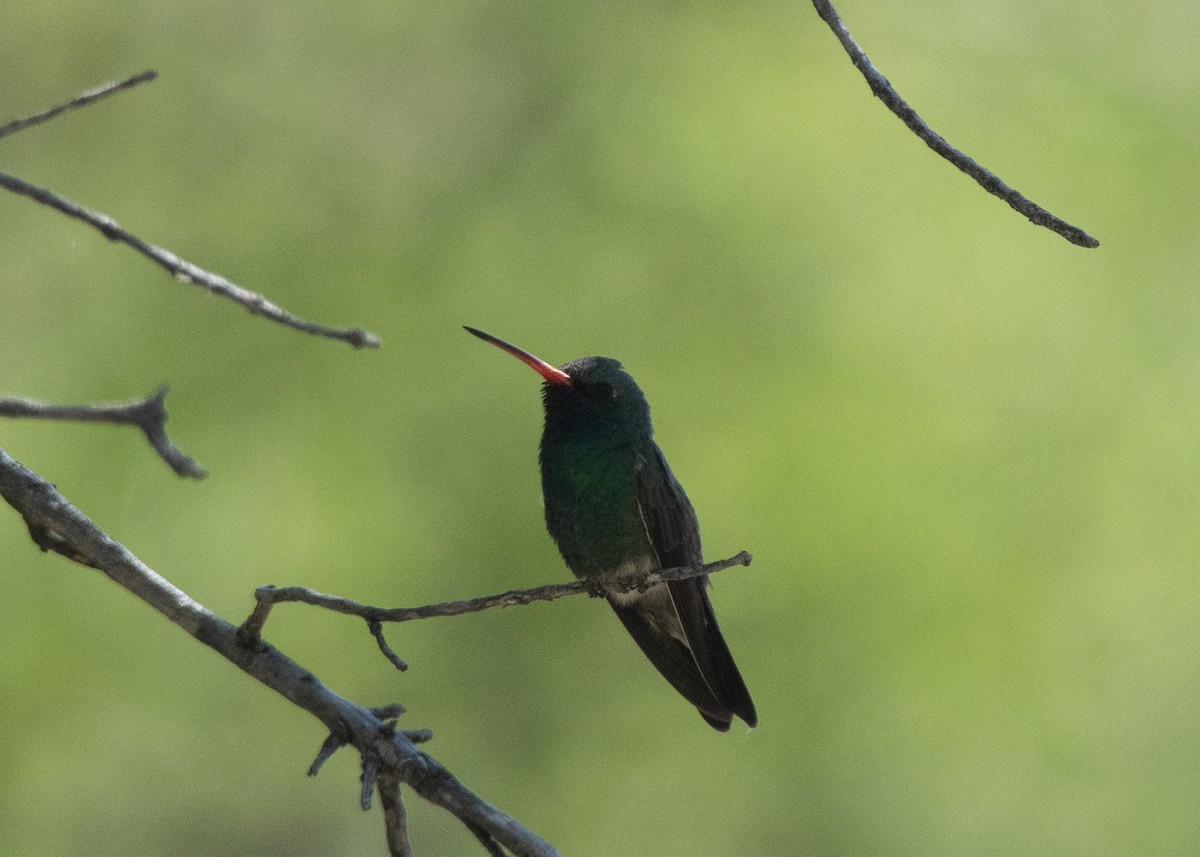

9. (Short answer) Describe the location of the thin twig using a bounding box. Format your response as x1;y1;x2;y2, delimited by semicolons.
370;703;408;723
811;0;1098;248
0;70;158;140
238;552;754;643
0;386;204;478
369;619;410;672
0;170;380;347
378;770;414;857
309;730;348;777
361;754;380;811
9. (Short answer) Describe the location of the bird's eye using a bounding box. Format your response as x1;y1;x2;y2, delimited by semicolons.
591;381;616;400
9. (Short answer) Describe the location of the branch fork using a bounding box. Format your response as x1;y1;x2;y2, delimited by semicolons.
0;386;204;477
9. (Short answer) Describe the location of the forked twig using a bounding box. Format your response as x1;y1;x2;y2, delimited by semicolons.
0;386;203;477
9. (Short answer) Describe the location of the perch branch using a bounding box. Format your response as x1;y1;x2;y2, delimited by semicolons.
238;551;754;645
0;70;157;140
0;447;560;857
0;386;204;478
812;0;1099;248
0;76;381;348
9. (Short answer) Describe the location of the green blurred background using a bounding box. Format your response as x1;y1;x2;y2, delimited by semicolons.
2;1;1198;854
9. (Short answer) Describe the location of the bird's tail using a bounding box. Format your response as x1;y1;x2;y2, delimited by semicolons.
609;578;757;731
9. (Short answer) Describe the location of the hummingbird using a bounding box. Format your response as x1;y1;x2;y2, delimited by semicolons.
465;326;757;731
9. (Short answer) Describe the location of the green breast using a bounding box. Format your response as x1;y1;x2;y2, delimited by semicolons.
540;438;653;578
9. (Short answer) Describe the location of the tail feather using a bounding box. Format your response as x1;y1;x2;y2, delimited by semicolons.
608;578;756;730
668;578;757;728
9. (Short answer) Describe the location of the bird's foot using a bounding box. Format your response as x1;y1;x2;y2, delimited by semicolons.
583;578;609;598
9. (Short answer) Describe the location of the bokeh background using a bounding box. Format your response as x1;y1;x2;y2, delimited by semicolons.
2;1;1198;854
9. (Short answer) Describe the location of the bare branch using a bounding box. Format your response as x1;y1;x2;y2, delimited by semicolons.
0;386;204;478
0;75;381;348
239;551;754;644
0;448;562;857
812;0;1099;249
0;70;157;140
0;170;381;348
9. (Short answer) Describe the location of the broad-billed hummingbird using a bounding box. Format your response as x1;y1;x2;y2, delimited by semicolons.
465;326;757;731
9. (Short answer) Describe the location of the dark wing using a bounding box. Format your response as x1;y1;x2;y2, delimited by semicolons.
607;440;757;730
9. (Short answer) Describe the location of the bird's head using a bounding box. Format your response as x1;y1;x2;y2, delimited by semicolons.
465;327;651;439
